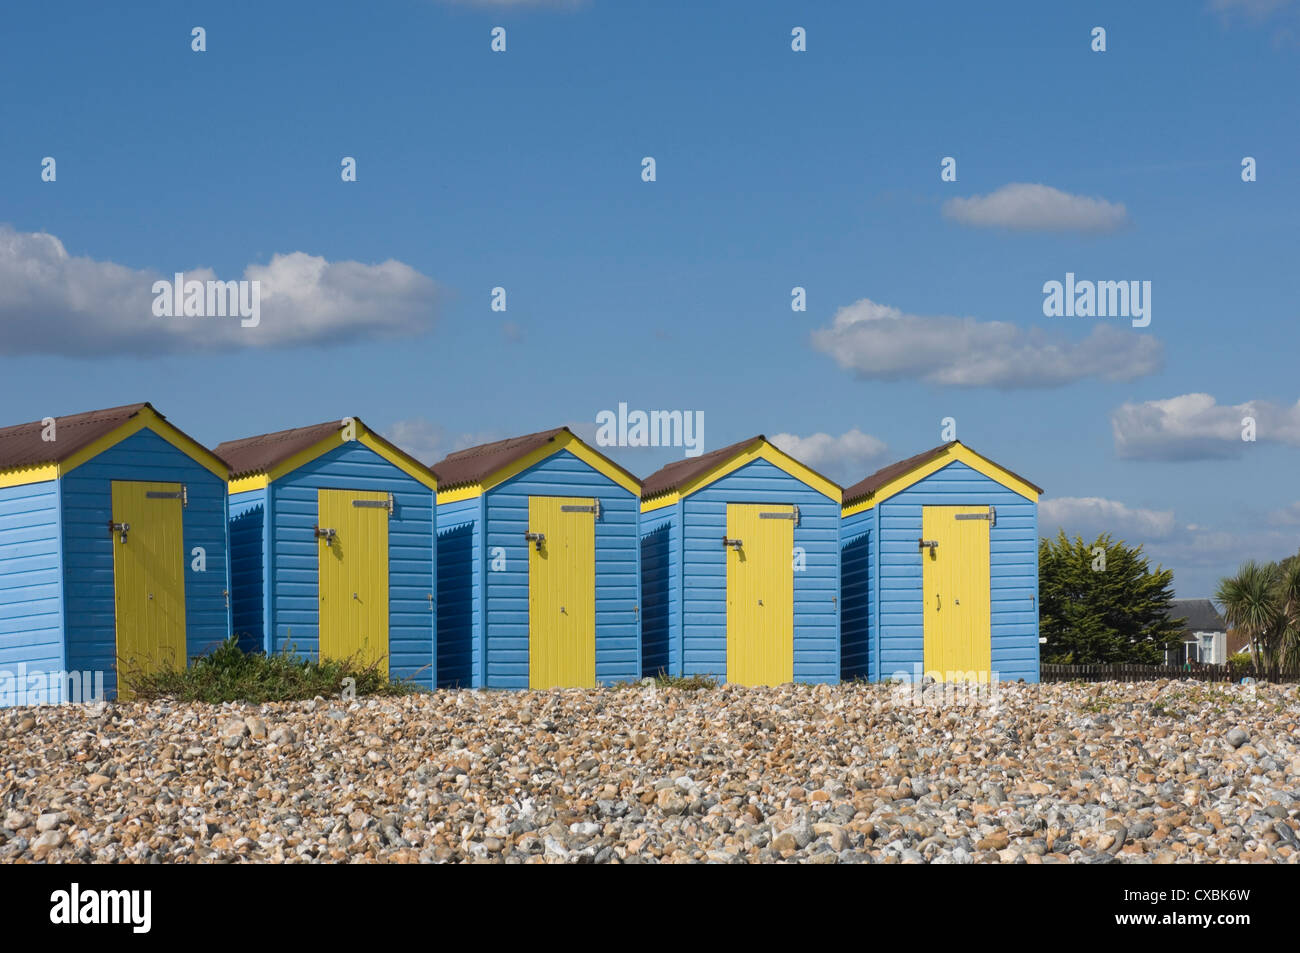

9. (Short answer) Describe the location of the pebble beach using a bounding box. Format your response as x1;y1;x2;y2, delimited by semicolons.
3;679;1298;864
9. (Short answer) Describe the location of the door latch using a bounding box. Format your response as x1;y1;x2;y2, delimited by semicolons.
918;538;938;555
109;521;130;543
721;536;743;550
314;524;337;546
524;531;545;552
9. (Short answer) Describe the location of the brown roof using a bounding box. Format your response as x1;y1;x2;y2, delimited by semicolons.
217;417;433;482
431;427;640;492
842;441;1043;506
216;421;344;477
0;402;154;471
640;435;768;500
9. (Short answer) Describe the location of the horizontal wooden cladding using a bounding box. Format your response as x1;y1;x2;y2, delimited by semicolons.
659;456;841;684
262;439;435;688
850;459;1039;685
473;449;640;689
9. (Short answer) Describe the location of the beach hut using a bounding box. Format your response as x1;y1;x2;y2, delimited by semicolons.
216;418;437;688
0;403;230;704
839;441;1042;684
639;436;842;686
431;428;641;690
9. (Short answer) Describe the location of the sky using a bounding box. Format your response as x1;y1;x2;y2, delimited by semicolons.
2;0;1298;598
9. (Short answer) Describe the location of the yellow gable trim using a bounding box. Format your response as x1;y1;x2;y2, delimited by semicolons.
358;432;438;492
640;491;678;513
435;431;640;505
228;473;269;494
562;435;642;496
0;463;59;489
226;424;437;494
436;481;484;504
841;443;1039;517
642;440;840;510
59;407;230;482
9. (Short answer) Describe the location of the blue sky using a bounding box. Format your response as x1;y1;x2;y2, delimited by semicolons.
2;0;1298;597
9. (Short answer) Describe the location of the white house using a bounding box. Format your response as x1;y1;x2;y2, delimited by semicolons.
1167;599;1228;665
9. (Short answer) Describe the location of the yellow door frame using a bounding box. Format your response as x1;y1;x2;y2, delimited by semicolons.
527;496;596;688
111;480;187;696
725;503;794;686
921;505;992;681
317;489;390;676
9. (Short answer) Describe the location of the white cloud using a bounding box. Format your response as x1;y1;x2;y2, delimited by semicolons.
1110;393;1300;460
1040;492;1300;596
1268;501;1300;525
385;419;501;466
0;225;438;355
1040;496;1178;541
769;428;887;484
942;183;1129;233
811;297;1161;388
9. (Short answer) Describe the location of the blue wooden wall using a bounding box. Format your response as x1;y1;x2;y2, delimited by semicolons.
435;495;480;688
257;440;436;688
61;428;230;698
639;511;676;678
229;488;266;654
840;513;872;680
651;458;841;683
480;449;640;688
0;480;66;703
864;459;1039;683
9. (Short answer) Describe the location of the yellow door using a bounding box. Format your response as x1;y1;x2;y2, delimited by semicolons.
922;505;992;681
318;489;390;675
111;481;187;692
725;503;794;686
528;496;596;688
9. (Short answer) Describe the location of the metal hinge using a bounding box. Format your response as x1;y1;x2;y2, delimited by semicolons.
561;501;601;518
760;505;799;525
353;493;394;515
147;486;187;507
955;505;996;526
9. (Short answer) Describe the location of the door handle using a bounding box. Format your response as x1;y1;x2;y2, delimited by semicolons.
936;593;941;611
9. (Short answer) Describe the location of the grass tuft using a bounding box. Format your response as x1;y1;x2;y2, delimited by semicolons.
654;672;719;691
121;636;416;704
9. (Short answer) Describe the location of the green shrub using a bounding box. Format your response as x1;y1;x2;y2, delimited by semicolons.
121;636;417;704
1227;651;1255;675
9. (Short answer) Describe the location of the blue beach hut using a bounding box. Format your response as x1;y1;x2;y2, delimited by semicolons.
639;436;842;686
0;403;230;704
431;427;642;690
217;417;437;688
839;441;1042;684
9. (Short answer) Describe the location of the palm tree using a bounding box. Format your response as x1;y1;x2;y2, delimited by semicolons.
1275;559;1300;669
1215;560;1297;677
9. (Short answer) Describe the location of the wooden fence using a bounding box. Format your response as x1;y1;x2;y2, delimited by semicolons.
1040;663;1300;684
